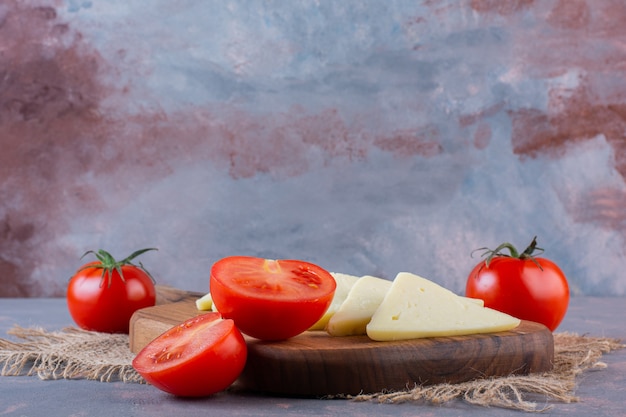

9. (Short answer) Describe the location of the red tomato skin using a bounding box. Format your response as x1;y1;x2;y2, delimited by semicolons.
211;279;331;340
465;257;569;331
132;312;247;397
210;256;336;341
67;261;156;333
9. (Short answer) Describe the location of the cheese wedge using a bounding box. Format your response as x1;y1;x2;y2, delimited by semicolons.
465;297;485;307
326;275;392;336
195;292;214;311
366;272;521;341
308;272;360;330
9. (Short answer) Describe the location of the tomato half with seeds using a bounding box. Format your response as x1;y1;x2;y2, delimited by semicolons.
210;256;336;340
132;312;247;397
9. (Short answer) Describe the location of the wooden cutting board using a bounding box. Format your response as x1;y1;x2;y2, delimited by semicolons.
130;286;554;396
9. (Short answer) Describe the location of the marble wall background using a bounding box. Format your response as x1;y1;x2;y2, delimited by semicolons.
1;0;625;297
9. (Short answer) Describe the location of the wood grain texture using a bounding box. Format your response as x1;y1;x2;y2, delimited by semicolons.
240;320;552;396
129;286;204;353
129;287;554;396
154;285;205;305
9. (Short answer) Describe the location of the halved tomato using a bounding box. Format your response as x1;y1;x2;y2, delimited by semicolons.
210;256;336;340
132;312;247;397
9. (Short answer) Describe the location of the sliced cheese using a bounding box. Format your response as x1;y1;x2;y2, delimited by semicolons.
196;293;221;312
326;275;392;336
465;297;484;307
195;292;213;311
366;272;521;341
308;272;360;330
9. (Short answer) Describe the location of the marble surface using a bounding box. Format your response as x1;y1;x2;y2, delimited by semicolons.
0;296;624;417
3;1;626;298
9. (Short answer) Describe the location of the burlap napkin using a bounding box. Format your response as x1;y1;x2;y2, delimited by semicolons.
0;326;623;412
0;326;142;383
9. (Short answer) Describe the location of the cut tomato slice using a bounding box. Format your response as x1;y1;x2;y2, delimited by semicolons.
210;256;336;340
132;312;247;397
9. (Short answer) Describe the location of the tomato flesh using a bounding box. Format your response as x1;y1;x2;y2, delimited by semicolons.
67;262;156;333
132;312;247;397
466;256;569;331
210;256;336;340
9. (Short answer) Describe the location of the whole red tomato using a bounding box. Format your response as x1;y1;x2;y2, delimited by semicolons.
67;248;157;333
465;237;569;331
133;312;247;397
210;256;336;340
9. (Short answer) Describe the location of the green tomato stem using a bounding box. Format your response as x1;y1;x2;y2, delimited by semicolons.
77;248;158;288
474;236;544;269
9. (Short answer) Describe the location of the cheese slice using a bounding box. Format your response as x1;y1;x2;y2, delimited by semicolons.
308;272;360;330
465;297;485;307
326;275;392;336
196;292;222;312
366;272;521;341
195;292;214;311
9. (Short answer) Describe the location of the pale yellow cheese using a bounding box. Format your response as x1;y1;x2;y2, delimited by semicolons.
196;292;221;312
308;272;360;330
465;297;484;307
366;272;521;341
195;292;213;311
326;275;392;336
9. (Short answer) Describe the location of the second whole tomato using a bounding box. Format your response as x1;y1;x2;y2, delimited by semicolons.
67;248;157;333
465;237;569;331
